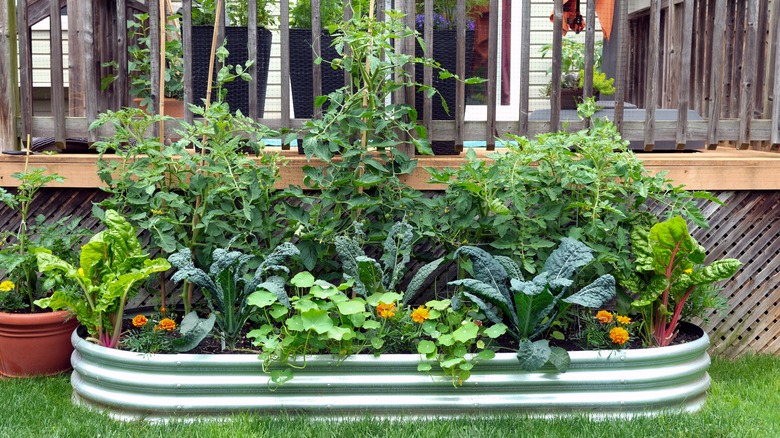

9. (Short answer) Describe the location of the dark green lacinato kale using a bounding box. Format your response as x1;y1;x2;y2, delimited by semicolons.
406;238;615;372
169;243;300;349
335;221;413;297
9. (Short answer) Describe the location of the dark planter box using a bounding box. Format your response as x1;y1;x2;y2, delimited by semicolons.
190;27;272;117
289;29;345;119
415;30;475;155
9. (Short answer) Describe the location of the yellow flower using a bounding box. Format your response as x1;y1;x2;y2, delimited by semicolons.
410;306;430;324
151;209;163;215
376;302;397;319
132;315;148;328
157;318;177;332
0;280;15;292
684;267;693;274
78;268;85;277
610;327;630;345
616;315;631;325
595;310;613;324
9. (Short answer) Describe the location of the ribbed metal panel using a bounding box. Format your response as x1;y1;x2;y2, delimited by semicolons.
70;329;711;421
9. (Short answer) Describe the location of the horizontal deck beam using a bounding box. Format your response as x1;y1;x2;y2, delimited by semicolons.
1;147;779;191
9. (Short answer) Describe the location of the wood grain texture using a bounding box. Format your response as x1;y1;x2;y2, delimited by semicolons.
0;0;18;151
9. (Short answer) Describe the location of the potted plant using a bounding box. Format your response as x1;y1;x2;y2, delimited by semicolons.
127;12;185;117
190;0;276;117
0;150;84;377
288;0;370;121
540;37;613;109
413;0;485;154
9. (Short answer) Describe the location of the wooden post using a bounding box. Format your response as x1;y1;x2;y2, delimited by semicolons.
82;0;97;142
454;0;466;153
643;0;660;151
738;0;758;149
707;0;727;149
311;0;322;118
517;0;531;136
16;0;32;143
772;0;780;149
550;0;563;132
116;0;128;110
613;0;627;133
183;0;193;123
485;0;498;150
67;0;84;117
676;0;694;149
280;0;290;145
423;0;433;148
583;0;595;100
248;0;258;120
0;0;19;151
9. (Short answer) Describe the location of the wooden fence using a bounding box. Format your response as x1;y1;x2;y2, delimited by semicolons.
1;0;779;152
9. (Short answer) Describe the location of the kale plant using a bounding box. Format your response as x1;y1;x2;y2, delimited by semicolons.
406;238;616;372
335;221;414;297
168;243;300;349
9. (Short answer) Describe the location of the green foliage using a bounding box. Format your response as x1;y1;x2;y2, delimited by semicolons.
92;47;284;312
248;272;504;386
290;0;370;28
540;37;603;76
335;220;413;297
168;243;299;350
123;311;216;353
579;69;615;95
0;154;83;311
34;210;170;348
192;0;277;28
124;13;184;103
284;9;460;272
441;239;615;371
425;103;714;285
622;216;742;347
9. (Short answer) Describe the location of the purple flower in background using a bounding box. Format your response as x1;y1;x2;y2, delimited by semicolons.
415;13;475;31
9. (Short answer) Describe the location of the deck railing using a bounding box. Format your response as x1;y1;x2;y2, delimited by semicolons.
1;0;778;153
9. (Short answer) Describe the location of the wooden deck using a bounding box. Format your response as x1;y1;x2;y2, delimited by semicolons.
1;146;780;191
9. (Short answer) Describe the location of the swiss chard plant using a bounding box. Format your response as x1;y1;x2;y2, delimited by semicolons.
168;242;300;350
621;216;742;347
34;210;171;348
407;238;616;372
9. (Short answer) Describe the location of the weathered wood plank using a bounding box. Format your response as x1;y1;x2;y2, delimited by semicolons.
311;0;322;119
644;0;661;150
707;0;727;148
279;0;290;142
771;0;780;148
182;0;193;123
115;0;128;110
676;0;694;148
48;0;64;147
0;0;18;151
454;0;466;153
738;0;758;148
148;0;160;120
485;0;499;150
550;0;563;132
17;0;33;143
722;0;735;117
614;0;627;133
753;0;770;117
422;0;433;143
247;0;258;120
82;0;97;143
583;0;596;100
517;0;531;136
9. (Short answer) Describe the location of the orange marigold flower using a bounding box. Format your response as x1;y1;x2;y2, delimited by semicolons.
0;280;15;292
131;315;148;328
616;315;631;325
157;318;177;331
595;310;613;324
159;306;167;315
376;302;397;319
410;306;430;323
610;327;630;345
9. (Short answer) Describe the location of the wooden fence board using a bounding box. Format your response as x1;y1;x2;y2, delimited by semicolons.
738;0;758;148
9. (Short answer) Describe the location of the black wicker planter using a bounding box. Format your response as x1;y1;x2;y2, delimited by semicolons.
415;30;475;155
289;29;345;119
190;27;272;117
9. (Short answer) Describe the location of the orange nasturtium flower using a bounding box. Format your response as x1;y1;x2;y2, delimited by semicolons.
376;302;397;319
595;310;613;324
410;306;430;324
610;327;630;345
131;315;148;328
157;318;177;332
616;315;631;325
0;280;15;292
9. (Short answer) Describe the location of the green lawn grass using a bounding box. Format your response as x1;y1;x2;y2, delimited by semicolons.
1;355;778;438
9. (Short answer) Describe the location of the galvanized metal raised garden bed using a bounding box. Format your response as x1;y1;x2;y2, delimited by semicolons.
70;326;711;421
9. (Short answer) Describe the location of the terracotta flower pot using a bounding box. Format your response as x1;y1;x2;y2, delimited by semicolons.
132;97;185;119
0;310;79;377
